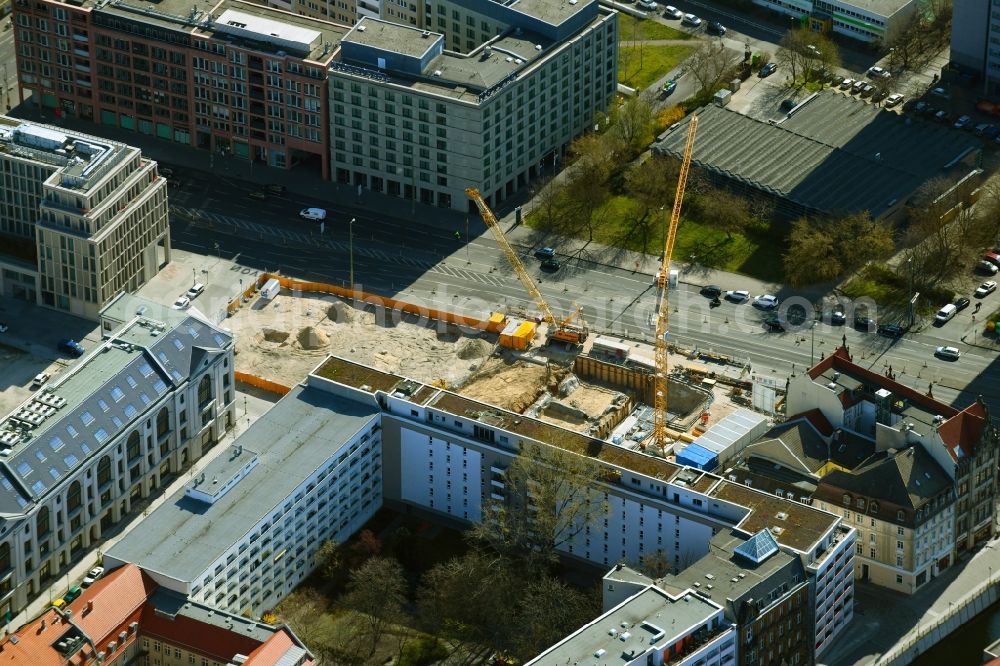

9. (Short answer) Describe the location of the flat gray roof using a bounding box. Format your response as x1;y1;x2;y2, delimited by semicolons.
654;94;978;219
106;384;378;583
831;0;914;19
528;586;720;665
504;0;596;26
343;18;440;59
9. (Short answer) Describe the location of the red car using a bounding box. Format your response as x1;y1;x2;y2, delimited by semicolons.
984;252;1000;268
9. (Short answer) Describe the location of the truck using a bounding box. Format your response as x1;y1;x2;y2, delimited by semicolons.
260;278;281;300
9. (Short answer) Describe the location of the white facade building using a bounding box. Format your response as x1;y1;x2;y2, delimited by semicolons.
0;294;234;620
0;117;170;320
753;0;916;43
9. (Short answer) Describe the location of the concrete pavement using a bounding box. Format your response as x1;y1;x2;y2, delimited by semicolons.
5;388;278;634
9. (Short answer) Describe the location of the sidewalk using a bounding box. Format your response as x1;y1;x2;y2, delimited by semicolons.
6;389;278;633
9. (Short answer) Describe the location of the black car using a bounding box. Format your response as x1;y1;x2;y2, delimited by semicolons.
759;62;777;78
877;323;906;338
954;297;971;312
854;314;876;331
707;21;726;35
700;285;722;298
763;315;784;331
540;258;560;272
823;310;846;325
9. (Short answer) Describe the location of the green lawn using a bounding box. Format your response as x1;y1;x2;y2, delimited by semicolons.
618;43;696;91
618;14;693;41
531;195;786;282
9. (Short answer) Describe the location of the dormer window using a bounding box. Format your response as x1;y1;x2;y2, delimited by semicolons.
856;498;866;510
896;510;905;522
842;494;851;506
870;502;879;514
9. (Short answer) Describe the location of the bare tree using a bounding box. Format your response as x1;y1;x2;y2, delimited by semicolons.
341;557;409;656
624;158;678;252
776;29;809;83
470;442;607;567
777;29;841;84
608;95;656;158
687;40;739;93
564;133;614;241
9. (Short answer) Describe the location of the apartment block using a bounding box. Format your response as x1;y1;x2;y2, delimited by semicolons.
104;383;383;618
0;563;313;665
247;0;421;29
0;116;168;320
0;293;234;621
752;0;915;43
527;585;737;666
786;346;998;557
606;528;813;666
328;0;618;211
951;1;1000;96
11;0;341;176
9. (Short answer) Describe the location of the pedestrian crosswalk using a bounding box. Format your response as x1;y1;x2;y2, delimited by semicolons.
171;206;507;287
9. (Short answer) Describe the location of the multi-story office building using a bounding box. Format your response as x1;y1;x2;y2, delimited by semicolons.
0;562;314;665
527;584;737;666
752;0;915;43
247;0;421;30
787;345;998;557
0;116;168;320
606;528;812;666
104;382;383;617
951;2;1000;96
328;0;618;211
813;445;955;594
0;293;234;620
11;0;341;176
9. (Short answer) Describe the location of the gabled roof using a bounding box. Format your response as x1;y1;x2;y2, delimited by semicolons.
795;409;834;437
70;563;157;643
937;401;988;462
815;445;952;525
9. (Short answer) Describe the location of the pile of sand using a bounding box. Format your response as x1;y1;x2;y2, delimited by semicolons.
457;338;492;360
297;326;330;350
326;302;353;323
262;328;290;344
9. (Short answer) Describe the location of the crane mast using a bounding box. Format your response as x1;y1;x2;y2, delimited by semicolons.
652;115;699;454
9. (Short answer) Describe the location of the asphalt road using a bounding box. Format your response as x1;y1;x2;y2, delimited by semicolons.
169;171;1000;415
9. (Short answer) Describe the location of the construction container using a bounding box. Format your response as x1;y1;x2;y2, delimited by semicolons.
511;321;536;350
260;278;281;300
499;319;522;349
592;336;630;361
486;311;507;334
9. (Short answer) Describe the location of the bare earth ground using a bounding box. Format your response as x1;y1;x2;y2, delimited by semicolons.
227;292;497;387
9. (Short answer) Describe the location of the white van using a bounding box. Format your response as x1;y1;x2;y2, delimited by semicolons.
299;207;327;221
934;303;957;324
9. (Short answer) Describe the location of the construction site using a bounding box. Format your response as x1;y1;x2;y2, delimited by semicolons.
226;150;777;463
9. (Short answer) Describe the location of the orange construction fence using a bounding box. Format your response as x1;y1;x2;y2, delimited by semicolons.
254;273;491;332
234;371;292;396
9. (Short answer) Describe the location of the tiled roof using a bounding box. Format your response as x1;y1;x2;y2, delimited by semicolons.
245;632;313;665
795;409;834;437
0;608;66;665
140;605;265;662
937;402;988;462
70;562;157;642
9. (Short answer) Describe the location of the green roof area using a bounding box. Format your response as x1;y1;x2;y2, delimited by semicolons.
314;356;404;393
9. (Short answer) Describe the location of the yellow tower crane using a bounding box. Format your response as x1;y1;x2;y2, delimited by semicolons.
652;115;699;454
466;188;588;345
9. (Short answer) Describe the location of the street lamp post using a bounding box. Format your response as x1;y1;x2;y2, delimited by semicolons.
349;217;356;289
908;256;915;328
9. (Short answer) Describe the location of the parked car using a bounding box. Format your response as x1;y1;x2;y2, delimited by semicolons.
51;598;66;609
985;126;1000;140
248;191;266;200
299;207;327;221
867;66;890;78
707;20;726;35
186;282;206;299
763;315;784;331
954;297;971;312
885;93;904;108
534;247;555;260
753;294;779;309
954;115;972;130
662;79;677;96
913;100;928;113
58;339;85;357
935;346;961;361
173;295;191;309
934;303;958;325
978;260;999;275
872;89;889;103
31;372;50;388
934;110;949;122
540;258;560;272
699;285;722;298
985;252;1000;268
64;586;82;603
878;323;906;338
851;80;866;94
854;313;876;331
929;86;950;98
860;83;876;97
839;78;855;90
637;0;658;10
681;13;702;26
975;280;998;297
759;62;778;77
725;290;750;303
82;567;105;587
663;4;682;18
975;122;991;135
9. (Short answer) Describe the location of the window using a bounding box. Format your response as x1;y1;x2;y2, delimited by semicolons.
896;575;903;584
